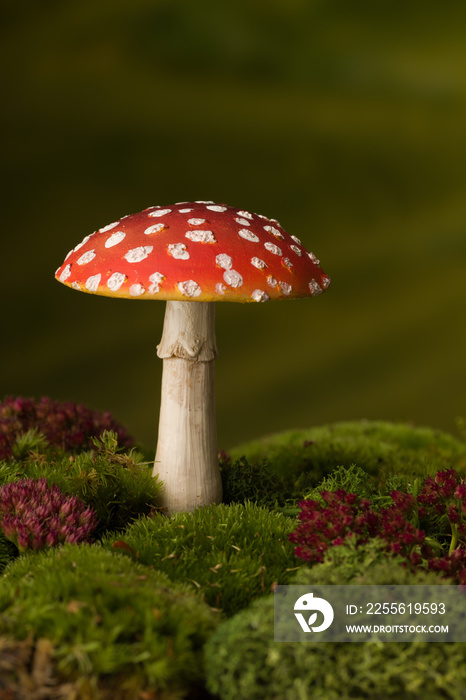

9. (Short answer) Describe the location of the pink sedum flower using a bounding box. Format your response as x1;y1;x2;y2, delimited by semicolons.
0;477;98;552
0;395;134;459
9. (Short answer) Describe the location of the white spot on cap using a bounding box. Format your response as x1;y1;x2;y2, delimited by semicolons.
129;283;145;296
239;229;259;243
235;217;250;226
291;235;302;246
59;265;71;282
216;254;233;270
290;245;302;256
148;272;165;294
223;269;243;288
85;274;101;292
144;223;166;235
267;275;278;288
251;257;267;270
168;243;189;260
187;218;206;226
308;252;320;266
237;210;253;220
309;279;323;296
178;280;201;297
195;200;214;204
105;231;126;247
185;230;216;243
216;283;226;295
73;235;91;252
264;225;284;240
279;281;292;295
107;272;126;291
206;205;227;212
179;208;193;213
282;257;293;270
252;289;270;302
71;281;81;290
77;250;96;265
264;241;282;256
322;276;331;289
149;208;172;217
99;221;119;233
125;246;153;263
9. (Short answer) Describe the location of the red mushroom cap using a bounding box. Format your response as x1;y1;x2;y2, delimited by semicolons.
55;202;330;302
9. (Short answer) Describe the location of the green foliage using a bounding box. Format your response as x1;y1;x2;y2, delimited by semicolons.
0;531;18;575
301;463;408;512
9;428;50;462
0;431;162;538
205;540;462;700
220;455;285;508
0;544;218;699
230;421;466;499
101;502;298;616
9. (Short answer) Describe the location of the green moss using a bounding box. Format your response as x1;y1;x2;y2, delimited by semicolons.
205;540;462;700
292;536;447;586
220;456;284;508
0;544;218;698
229;421;466;501
101;502;298;616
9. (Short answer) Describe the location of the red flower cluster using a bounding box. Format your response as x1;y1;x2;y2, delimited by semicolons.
0;396;134;459
417;468;466;529
290;469;466;584
0;477;98;551
289;489;425;566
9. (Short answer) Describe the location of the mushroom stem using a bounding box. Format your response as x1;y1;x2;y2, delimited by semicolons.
153;300;222;513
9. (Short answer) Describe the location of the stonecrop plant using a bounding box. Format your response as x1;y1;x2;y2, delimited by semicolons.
0;396;134;459
289;489;425;566
0;477;98;552
290;467;466;585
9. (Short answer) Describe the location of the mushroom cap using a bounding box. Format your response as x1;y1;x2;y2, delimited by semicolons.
55;202;330;302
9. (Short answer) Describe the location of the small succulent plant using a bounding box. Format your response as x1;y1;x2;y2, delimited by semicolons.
289;489;425;567
290;468;466;584
0;477;98;551
0;396;134;459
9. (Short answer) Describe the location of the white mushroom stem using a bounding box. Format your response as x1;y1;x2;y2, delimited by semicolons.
153;300;222;513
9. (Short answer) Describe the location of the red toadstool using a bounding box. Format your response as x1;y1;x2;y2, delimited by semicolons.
55;201;330;513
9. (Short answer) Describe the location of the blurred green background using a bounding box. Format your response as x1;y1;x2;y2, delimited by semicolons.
1;0;465;453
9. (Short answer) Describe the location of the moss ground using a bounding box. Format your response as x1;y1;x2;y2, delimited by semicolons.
1;420;466;698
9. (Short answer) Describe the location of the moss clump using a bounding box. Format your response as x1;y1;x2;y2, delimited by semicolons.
227;421;466;506
0;544;219;699
0;431;162;538
205;540;463;700
101;502;298;616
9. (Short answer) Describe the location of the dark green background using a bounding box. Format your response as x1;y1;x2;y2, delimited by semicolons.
2;0;465;452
